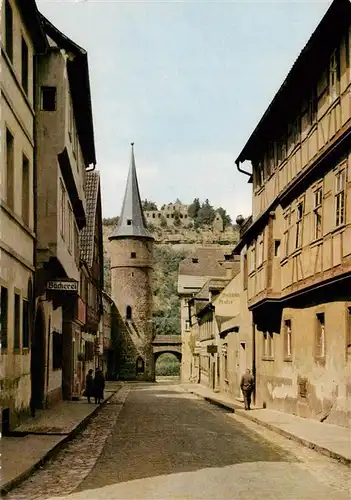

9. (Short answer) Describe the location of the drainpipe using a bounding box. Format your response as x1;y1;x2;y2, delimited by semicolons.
252;320;256;406
45;317;51;406
235;159;252;177
31;54;39;417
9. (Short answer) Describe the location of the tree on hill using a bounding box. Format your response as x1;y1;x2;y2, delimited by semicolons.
197;199;216;226
142;199;158;211
102;216;119;227
188;198;200;219
152;246;190;336
216;207;232;228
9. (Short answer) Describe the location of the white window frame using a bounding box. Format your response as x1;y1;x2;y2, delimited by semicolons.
329;49;340;102
295;201;304;249
335;168;346;227
314;187;323;240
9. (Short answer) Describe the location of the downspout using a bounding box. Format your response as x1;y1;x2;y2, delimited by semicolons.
252;320;256;406
31;54;39;417
235;159;252;177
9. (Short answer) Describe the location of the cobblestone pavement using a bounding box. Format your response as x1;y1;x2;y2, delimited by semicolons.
7;382;350;500
6;386;130;500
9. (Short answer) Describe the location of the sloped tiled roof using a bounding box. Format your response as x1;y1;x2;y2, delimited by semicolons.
178;247;228;277
80;170;100;267
177;275;208;295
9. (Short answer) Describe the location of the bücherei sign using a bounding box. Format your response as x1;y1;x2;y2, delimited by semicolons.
47;280;78;292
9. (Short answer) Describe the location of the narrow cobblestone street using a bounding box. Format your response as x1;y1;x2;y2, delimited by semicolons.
7;382;350;500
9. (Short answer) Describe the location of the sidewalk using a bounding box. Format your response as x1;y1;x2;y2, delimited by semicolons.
0;381;122;495
182;383;351;467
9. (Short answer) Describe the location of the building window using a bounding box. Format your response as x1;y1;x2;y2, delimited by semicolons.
185;320;190;331
6;128;14;210
52;331;62;369
314;188;323;240
263;332;273;358
243;253;248;290
21;37;29;95
283;210;291;257
315;313;325;359
22;300;29;348
335;169;346;227
249;245;256;273
127;219;132;225
274;240;281;257
41;87;56;111
68;205;73;253
0;287;8;349
74;225;79;266
295;202;304;249
224;352;228;380
257;236;264;267
152;213;155;219
131;252;136;259
284;320;292;359
126;306;132;320
14;294;20;350
5;0;13;62
60;180;65;239
192;258;198;264
254;161;264;189
308;89;317;126
329;49;340;101
22;155;30;226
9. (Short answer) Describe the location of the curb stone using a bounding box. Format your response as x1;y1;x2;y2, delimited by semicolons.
234;410;351;468
186;387;350;468
0;385;122;497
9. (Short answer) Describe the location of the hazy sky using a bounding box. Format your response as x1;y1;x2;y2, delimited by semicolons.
37;0;331;220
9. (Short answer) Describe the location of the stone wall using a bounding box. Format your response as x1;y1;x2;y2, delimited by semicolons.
110;237;154;381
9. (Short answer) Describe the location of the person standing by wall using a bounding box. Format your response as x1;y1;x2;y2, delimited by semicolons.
240;369;254;410
94;369;105;404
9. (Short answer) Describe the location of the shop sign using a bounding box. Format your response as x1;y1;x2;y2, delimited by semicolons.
47;280;78;292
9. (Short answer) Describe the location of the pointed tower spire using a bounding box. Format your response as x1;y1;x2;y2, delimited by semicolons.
109;143;153;240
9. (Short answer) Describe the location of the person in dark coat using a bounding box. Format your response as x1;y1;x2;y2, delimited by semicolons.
85;369;94;403
94;369;105;404
240;369;255;410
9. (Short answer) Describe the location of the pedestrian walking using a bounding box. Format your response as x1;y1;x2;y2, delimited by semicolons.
94;368;105;404
240;368;254;410
84;369;94;403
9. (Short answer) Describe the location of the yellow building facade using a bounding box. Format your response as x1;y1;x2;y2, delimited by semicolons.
236;0;351;427
0;0;47;430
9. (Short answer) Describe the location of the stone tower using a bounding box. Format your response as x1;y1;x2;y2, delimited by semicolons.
109;144;155;381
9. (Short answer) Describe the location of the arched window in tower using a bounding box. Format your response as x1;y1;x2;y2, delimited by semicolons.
126;306;132;320
136;356;145;374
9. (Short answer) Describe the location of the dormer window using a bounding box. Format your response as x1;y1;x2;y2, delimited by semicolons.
127;219;132;226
